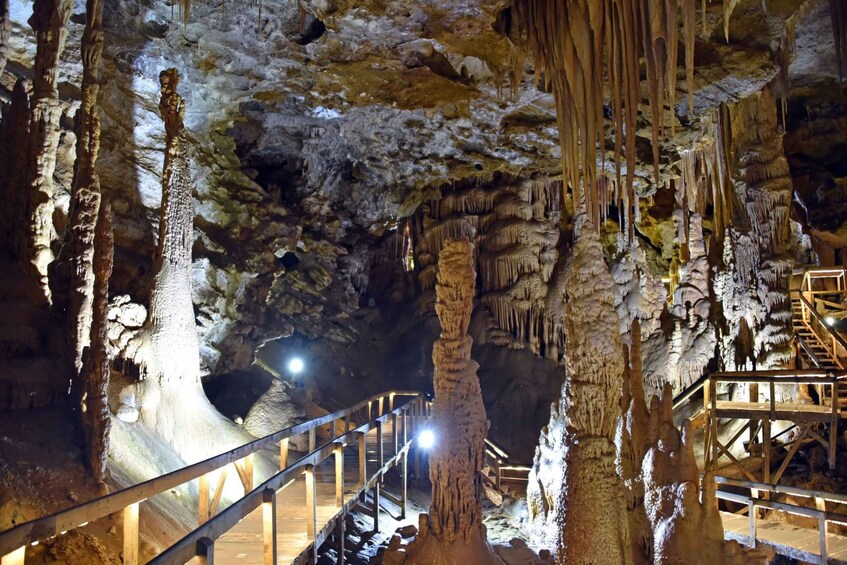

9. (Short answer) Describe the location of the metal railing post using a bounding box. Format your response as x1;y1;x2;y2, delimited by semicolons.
377;421;384;469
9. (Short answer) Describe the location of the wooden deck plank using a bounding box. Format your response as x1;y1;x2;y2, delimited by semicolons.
213;420;402;564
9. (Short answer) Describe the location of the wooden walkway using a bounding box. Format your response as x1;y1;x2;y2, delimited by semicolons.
213;419;403;564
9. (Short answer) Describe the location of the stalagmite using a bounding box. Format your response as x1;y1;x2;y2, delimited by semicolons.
26;0;72;301
526;222;629;562
83;203;113;486
400;238;502;565
63;0;106;404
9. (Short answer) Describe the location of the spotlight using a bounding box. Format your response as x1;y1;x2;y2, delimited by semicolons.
418;429;436;449
288;357;305;374
826;317;836;326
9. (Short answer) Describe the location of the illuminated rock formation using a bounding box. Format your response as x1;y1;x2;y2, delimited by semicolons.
26;0;72;301
526;223;629;562
83;203;113;486
402;238;502;565
414;177;565;360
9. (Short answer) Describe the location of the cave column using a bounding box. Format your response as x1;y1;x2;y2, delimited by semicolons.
26;0;73;301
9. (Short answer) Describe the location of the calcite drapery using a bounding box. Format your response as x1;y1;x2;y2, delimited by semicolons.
526;222;629;562
401;238;501;565
26;0;72;301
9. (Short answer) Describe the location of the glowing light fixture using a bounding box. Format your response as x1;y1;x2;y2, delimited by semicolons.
288;357;305;374
418;429;436;449
826;317;836;326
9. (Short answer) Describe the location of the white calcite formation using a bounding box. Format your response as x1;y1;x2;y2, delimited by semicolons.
526;222;629;562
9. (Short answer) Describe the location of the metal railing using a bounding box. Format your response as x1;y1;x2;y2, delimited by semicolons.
0;391;423;565
715;476;847;563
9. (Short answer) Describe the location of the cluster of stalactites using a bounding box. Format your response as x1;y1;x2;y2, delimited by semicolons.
507;0;697;238
413;177;565;359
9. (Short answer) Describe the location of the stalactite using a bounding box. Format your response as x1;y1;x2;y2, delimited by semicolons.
506;0;697;235
64;0;106;407
83;203;113;486
400;239;502;565
26;0;72;302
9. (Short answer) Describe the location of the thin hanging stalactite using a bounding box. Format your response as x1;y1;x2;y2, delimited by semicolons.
505;0;697;240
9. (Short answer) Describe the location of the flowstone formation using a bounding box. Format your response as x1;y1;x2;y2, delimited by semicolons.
526;222;629;562
399;238;502;565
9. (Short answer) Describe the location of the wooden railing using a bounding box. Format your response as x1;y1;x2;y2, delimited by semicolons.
151;393;425;564
715;476;847;562
482;438;531;490
0;390;423;565
797;293;847;370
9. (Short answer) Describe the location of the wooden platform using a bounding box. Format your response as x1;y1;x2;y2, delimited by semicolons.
211;420;404;564
722;511;847;563
714;400;834;423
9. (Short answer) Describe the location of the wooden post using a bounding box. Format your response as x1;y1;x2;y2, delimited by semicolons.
368;401;372;421
280;437;290;470
358;433;367;487
330;418;336;441
769;381;776;421
389;392;395;413
262;489;277;565
377;421;384;469
703;377;712;470
377;396;384;417
335;443;345;506
402;410;408;445
335;514;346;565
763;418;771;484
345;413;351;433
199;474;210;524
819;512;828;562
372;482;380;532
123;502;139;565
710;377;719;468
400;449;408;520
749;383;759;450
1;547;25;565
392;413;399;455
196;537;215;565
748;499;756;545
308;428;316;453
236;454;254;493
305;466;317;541
495;460;502;491
830;378;839;470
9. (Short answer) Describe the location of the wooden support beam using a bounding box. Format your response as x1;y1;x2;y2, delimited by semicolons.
763;418;771;484
280;437;289;470
710;378;719;469
831;382;839;470
196;537;214;565
305;466;317;541
389;392;395;413
335;444;344;507
400;450;408;520
210;468;229;518
715;440;758;483
358;433;367;487
308;428;316;453
772;424;812;484
329;419;336;441
377;421;384;469
1;547;25;565
377;396;384;418
235;454;254;494
262;489;277;565
336;515;345;565
372;483;380;533
123;502;139;565
392;413;399;455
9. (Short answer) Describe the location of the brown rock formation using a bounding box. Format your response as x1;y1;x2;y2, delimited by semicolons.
64;0;106;406
0;79;30;256
402;238;502;565
26;0;72;301
526;222;629;562
0;0;9;75
83;203;113;486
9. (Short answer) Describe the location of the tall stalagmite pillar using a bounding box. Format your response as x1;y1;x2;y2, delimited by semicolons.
27;0;72;301
403;238;502;565
83;203;113;486
526;223;629;563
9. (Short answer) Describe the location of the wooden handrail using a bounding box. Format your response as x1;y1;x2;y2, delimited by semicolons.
715;475;847;506
150;397;422;564
672;375;707;411
795;332;823;368
797;293;847;354
0;390;422;558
